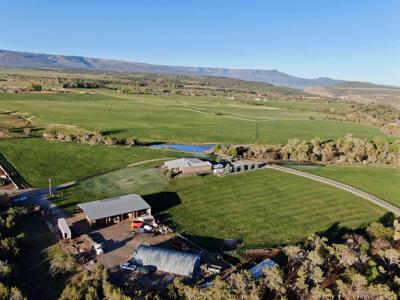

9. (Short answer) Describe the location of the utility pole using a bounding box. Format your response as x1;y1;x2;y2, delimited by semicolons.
48;178;52;197
255;121;260;144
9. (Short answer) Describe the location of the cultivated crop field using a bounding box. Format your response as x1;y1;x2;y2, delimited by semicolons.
59;165;386;250
0;92;388;144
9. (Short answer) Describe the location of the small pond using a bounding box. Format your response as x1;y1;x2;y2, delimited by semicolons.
149;143;216;154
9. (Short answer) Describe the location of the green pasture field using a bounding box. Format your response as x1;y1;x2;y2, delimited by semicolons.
0;138;181;187
0;92;389;144
58;165;386;250
290;164;400;208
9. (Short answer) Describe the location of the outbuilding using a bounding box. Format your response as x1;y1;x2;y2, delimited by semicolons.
248;258;278;278
132;244;201;278
57;218;71;240
231;160;266;173
77;194;151;226
163;158;212;176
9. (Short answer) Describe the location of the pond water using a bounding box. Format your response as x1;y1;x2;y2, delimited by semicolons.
149;143;216;154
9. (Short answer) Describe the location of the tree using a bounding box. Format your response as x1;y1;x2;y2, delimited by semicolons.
22;128;31;136
0;283;26;300
0;260;12;280
308;286;333;300
332;244;358;267
366;222;393;241
28;83;42;91
349;273;368;300
293;266;308;298
283;245;303;263
381;248;399;266
334;279;348;300
263;267;286;298
48;246;76;277
367;284;397;300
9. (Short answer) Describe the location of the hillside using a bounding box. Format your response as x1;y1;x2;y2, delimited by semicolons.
304;81;400;107
0;49;345;89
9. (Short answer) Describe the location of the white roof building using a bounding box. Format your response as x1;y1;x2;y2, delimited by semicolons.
58;218;71;240
163;158;212;175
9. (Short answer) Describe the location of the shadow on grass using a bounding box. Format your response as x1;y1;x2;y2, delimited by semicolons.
138;141;166;146
143;192;181;214
317;212;395;243
317;222;362;243
183;234;227;253
101;129;126;136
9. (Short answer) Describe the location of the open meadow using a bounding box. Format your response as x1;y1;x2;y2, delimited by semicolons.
57;165;386;250
0;138;182;187
290;164;400;208
0;92;389;144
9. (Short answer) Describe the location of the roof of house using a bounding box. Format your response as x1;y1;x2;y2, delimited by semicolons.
132;244;201;278
77;194;150;221
248;258;278;278
164;158;211;169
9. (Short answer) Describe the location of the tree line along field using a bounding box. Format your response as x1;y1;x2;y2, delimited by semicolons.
0;138;183;187
290;165;400;208
57;165;386;250
0;92;390;145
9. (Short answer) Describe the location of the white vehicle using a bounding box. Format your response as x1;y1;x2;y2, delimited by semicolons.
93;243;104;255
143;224;153;232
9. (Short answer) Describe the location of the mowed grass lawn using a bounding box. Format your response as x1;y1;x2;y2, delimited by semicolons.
61;166;386;250
0;138;181;187
292;165;400;208
0;93;389;144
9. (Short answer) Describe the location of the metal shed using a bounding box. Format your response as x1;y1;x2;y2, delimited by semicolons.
132;244;201;278
57;218;71;240
77;194;151;225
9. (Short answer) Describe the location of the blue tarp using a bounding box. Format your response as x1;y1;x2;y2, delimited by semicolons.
248;258;278;278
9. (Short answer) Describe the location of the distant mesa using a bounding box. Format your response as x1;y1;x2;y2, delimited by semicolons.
0;49;396;90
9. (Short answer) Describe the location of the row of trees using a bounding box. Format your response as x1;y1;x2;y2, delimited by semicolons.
42;129;138;147
214;134;400;165
59;266;130;300
0;205;28;300
281;135;400;164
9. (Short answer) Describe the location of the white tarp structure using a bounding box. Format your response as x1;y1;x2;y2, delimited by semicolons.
132;244;201;278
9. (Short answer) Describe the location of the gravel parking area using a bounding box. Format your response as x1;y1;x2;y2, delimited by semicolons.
67;213;196;269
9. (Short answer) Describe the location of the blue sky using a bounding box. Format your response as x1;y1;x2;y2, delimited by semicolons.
1;0;399;85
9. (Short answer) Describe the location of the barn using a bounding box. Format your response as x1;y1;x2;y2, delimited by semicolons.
163;158;212;176
77;194;151;226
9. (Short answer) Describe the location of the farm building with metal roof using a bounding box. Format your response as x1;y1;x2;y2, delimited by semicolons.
132;244;201;278
77;194;151;225
163;158;212;176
